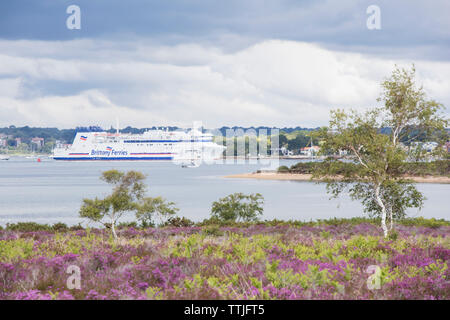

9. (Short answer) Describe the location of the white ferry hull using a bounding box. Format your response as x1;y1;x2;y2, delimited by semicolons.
53;130;224;162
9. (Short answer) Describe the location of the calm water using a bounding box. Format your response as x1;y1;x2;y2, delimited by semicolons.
0;157;448;226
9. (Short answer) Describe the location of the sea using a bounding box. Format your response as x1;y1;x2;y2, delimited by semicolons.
0;156;448;226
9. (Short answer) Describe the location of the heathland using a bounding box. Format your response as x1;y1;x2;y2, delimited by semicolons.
1;218;449;300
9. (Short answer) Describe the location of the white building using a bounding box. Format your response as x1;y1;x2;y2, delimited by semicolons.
300;146;320;156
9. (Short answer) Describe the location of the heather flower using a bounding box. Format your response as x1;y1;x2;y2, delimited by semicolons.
0;223;448;300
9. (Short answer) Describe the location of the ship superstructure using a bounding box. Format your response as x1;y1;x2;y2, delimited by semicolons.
53;129;225;161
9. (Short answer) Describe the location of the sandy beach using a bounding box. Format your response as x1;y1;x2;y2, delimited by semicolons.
225;172;450;184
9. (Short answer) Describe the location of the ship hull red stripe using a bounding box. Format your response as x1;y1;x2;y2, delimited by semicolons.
129;153;173;155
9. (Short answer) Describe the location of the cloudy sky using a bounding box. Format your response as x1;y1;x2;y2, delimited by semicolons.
0;0;449;128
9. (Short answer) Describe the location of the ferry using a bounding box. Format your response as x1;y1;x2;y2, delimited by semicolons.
52;129;225;162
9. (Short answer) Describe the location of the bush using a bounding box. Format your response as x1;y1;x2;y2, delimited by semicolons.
288;160;450;176
211;193;264;223
117;221;139;229
51;223;69;232
5;222;75;232
68;223;84;231
202;225;224;237
277;165;290;173
388;230;399;241
162;217;195;228
6;222;52;232
135;197;179;227
396;217;449;228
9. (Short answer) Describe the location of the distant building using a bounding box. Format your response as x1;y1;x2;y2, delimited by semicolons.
411;141;439;153
31;137;45;148
422;142;438;152
14;137;21;146
300;146;320;156
270;147;293;156
0;134;7;147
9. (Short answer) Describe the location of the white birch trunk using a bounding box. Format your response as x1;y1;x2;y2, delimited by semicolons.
111;216;118;240
375;183;388;238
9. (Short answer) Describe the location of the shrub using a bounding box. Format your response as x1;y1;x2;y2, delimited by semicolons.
277;165;290;173
202;225;224;236
6;222;52;232
388;230;399;241
68;223;84;231
288;160;450;176
162;217;195;228
51;223;69;232
117;221;139;229
211;193;264;223
135;197;179;227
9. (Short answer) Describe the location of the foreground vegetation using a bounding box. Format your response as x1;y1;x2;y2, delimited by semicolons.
0;218;448;300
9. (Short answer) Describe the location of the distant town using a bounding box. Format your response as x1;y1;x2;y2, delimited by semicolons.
0;125;449;156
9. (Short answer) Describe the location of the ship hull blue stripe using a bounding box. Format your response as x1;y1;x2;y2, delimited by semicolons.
53;157;174;161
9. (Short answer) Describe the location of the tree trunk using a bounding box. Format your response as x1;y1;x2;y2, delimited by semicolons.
111;218;118;240
375;183;388;238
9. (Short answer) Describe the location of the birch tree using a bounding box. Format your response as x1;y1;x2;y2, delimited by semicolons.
314;66;448;237
79;170;146;239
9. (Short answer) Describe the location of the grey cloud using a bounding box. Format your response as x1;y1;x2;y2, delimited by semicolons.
1;1;450;61
0;39;448;129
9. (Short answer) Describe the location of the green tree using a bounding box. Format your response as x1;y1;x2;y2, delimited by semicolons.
42;141;55;154
314;66;448;237
80;170;148;239
211;193;264;222
135;196;179;227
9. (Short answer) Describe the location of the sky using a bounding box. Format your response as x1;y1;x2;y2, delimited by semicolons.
0;0;449;129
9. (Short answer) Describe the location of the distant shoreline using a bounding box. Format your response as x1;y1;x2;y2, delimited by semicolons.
225;172;450;184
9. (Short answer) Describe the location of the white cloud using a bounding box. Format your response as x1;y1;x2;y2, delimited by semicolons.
0;38;448;128
0;77;22;98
